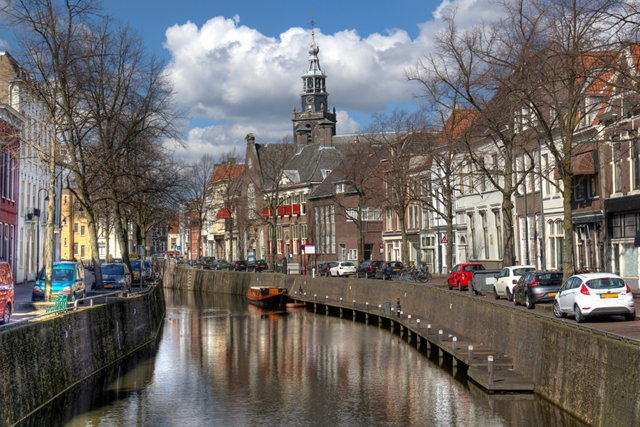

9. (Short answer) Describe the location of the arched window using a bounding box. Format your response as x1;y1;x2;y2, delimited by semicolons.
247;183;256;219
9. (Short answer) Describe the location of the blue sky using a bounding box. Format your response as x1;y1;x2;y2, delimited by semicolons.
0;0;502;161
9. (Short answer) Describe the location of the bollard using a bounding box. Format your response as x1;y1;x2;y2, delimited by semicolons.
408;314;411;321
90;299;94;307
453;337;457;350
468;345;474;360
398;310;402;319
427;324;431;335
353;299;356;307
417;319;420;328
366;302;369;309
314;294;317;300
340;297;343;304
379;304;382;312
438;330;443;342
488;355;494;384
396;298;401;317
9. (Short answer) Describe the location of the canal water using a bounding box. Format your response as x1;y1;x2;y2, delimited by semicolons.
19;288;588;427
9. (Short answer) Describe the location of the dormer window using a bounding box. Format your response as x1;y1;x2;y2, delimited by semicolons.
336;183;346;194
321;169;331;179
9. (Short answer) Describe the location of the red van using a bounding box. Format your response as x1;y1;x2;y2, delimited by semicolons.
0;262;14;324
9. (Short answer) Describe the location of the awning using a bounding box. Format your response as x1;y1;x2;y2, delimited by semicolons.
553;150;597;179
216;207;230;219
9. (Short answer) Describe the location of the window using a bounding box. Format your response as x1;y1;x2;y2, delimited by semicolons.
494;210;503;259
634;140;640;190
481;212;489;259
74;223;78;234
422;207;429;229
336;183;346;194
81;226;85;236
80;245;85;258
292;225;298;239
64;196;67;205
574;176;586;200
588;175;599;199
614;142;622;193
548;221;564;269
74;245;78;256
64;238;67;247
386;208;393;231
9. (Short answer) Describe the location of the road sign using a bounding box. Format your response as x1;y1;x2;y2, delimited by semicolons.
440;235;448;244
177;246;181;251
305;244;316;254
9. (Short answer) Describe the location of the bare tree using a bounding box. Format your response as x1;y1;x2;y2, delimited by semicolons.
365;109;428;264
328;140;384;266
183;154;217;261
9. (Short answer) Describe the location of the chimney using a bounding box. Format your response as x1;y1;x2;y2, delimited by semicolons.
228;157;236;164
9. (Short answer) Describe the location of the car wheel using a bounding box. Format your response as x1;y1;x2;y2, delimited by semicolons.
553;301;566;318
513;290;520;306
448;281;452;290
506;289;512;301
458;281;463;292
625;311;636;321
70;292;76;303
355;272;360;279
574;305;586;323
1;303;10;324
365;271;370;279
525;293;535;310
493;286;500;300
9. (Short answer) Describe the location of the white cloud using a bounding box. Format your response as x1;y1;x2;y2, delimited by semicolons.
163;0;501;160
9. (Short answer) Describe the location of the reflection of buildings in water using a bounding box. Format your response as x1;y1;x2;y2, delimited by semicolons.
157;289;586;426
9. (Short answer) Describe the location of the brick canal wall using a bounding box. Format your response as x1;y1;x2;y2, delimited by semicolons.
0;283;165;427
161;264;640;427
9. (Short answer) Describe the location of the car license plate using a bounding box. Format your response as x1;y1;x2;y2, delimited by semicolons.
394;269;399;271
600;293;617;298
548;292;557;297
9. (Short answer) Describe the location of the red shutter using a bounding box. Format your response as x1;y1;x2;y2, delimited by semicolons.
284;205;292;216
293;204;301;215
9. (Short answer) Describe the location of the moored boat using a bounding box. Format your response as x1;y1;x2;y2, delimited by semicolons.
246;286;291;306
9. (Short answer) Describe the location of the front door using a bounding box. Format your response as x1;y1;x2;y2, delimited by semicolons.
339;243;346;261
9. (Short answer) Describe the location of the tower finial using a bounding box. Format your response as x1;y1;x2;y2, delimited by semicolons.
309;12;317;42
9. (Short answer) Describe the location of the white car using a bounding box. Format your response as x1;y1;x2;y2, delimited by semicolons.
553;273;635;323
493;265;535;301
330;262;356;277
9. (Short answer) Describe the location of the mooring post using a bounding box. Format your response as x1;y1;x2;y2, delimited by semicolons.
438;329;443;343
468;345;474;361
427;324;431;335
417;319;420;328
452;337;457;350
488;355;494;384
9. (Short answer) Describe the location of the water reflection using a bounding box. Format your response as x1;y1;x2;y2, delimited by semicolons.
20;288;588;427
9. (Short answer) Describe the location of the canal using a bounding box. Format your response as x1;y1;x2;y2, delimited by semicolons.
18;288;588;427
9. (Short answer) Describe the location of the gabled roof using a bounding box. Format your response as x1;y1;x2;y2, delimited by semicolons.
209;163;244;184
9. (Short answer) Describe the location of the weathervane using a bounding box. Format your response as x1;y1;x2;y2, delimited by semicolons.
309;12;317;41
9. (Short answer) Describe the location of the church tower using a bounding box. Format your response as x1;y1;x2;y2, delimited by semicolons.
292;23;337;149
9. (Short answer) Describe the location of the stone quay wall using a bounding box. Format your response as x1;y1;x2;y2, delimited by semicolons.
0;283;165;427
160;263;640;427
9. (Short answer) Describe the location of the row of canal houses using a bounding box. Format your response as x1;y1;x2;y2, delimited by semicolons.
185;38;640;289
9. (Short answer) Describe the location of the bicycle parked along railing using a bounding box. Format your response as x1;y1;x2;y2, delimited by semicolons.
392;266;432;283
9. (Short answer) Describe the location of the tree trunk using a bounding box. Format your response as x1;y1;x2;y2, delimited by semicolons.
43;138;56;302
562;169;574;280
84;206;103;290
502;194;516;267
111;197;132;287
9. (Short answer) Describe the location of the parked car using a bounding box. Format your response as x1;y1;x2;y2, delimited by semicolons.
513;271;563;309
0;262;14;324
212;260;229;270
330;261;356;277
229;260;248;271
199;257;217;269
355;260;384;279
32;261;85;302
376;261;404;280
129;260;143;283
318;262;338;277
448;263;485;291
143;259;154;280
101;263;132;290
493;265;536;300
247;260;268;272
553;273;635;323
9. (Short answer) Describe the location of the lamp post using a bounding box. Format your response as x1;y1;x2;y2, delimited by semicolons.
36;188;50;274
514;187;529;265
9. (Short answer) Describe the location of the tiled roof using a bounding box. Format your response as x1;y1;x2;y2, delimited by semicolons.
209;163;244;184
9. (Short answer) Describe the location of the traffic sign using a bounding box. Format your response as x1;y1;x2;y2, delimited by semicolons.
440;235;448;244
177;246;181;250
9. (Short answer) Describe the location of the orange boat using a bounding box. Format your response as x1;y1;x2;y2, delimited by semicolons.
286;302;306;309
245;286;291;306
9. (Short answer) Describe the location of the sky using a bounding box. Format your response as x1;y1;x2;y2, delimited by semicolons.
0;0;503;162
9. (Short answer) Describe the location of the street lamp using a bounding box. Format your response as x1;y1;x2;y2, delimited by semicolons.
514;187;529;265
36;188;50;274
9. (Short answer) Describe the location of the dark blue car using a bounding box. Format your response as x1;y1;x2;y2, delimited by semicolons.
375;261;404;280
